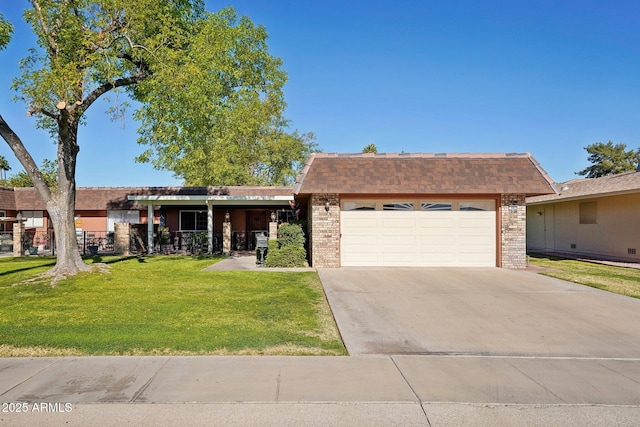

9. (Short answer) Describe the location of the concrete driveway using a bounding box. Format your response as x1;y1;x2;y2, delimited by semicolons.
318;267;640;357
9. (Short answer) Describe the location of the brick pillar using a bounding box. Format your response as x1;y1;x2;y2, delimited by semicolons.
501;194;527;269
223;222;231;255
13;220;25;257
268;221;278;240
114;222;131;255
310;193;340;268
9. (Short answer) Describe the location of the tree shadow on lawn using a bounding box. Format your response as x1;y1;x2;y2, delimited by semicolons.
0;258;57;277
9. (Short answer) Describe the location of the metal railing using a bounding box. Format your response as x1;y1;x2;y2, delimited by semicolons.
3;228;270;256
77;231;115;255
0;232;13;253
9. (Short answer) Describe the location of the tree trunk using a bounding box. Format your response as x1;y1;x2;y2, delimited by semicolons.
46;189;90;276
0;113;91;278
46;111;91;276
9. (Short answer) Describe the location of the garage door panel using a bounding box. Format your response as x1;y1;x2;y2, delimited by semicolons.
342;219;379;229
418;218;456;230
341;209;495;267
342;235;378;245
420;235;454;245
383;235;416;245
383;218;416;228
418;228;455;237
462;235;495;245
459;253;495;265
418;253;456;264
458;216;494;227
383;252;416;263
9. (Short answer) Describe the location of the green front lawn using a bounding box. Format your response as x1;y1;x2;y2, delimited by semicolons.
529;255;640;299
0;256;346;356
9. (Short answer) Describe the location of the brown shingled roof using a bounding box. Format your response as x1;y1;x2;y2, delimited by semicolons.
0;187;16;211
294;153;557;196
12;186;294;211
527;171;640;204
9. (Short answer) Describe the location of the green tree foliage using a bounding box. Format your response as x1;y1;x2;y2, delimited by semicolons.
576;141;639;178
0;13;12;50
0;159;57;188
133;7;315;186
174;129;318;186
0;2;303;277
362;143;378;153
0;154;10;180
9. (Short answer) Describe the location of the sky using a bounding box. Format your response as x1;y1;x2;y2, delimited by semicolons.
1;0;640;186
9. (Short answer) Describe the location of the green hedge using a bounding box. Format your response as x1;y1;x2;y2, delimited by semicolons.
265;223;307;268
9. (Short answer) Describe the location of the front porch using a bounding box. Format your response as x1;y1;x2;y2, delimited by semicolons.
128;188;296;255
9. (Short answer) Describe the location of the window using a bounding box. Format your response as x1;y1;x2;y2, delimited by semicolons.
579;202;597;224
342;202;376;211
107;210;140;232
0;210;5;231
22;211;44;227
382;202;414;211
460;201;494;211
421;202;452;211
180;210;207;231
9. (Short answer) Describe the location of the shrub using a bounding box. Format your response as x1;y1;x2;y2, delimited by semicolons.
277;223;305;247
265;243;306;268
265;223;307;268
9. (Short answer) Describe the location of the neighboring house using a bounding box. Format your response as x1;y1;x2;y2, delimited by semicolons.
526;169;640;262
0;152;557;268
294;152;555;268
0;186;294;253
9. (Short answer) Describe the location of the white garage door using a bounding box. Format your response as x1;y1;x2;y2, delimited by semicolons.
340;200;496;267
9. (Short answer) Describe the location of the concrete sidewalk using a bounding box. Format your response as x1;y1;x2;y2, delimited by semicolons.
1;355;639;426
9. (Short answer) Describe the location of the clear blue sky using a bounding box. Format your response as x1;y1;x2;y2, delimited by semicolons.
1;0;639;186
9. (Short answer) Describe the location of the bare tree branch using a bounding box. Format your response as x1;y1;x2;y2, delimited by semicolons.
0;113;52;202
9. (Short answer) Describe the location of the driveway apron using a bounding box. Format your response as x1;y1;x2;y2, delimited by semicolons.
317;267;640;357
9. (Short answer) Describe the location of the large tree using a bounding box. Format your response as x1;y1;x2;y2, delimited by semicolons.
0;2;289;277
576;141;639;178
161;130;318;186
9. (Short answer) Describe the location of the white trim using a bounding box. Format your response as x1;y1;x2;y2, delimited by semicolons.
128;195;293;205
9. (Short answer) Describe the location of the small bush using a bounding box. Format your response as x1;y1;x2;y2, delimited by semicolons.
277;223;305;247
265;244;307;268
265;224;307;267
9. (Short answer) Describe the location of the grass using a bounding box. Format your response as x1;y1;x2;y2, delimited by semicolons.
528;255;640;299
0;256;346;357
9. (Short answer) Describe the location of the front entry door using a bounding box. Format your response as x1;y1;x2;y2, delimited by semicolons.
246;210;267;250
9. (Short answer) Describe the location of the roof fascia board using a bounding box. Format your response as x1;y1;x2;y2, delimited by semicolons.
527;188;640;205
128;195;293;205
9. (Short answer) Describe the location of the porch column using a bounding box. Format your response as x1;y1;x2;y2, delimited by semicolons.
207;201;213;254
13;218;25;257
147;204;154;255
114;222;131;255
223;211;231;256
269;213;278;240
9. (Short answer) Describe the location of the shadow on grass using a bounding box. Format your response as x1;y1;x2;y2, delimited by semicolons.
82;255;139;265
0;258;58;277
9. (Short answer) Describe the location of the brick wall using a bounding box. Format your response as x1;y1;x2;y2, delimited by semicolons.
309;193;340;268
501;194;527;268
